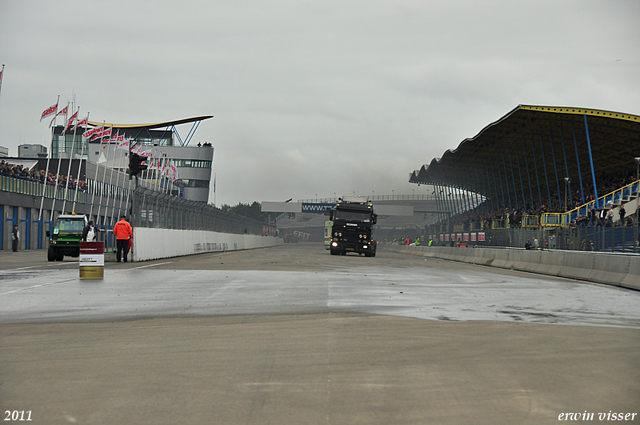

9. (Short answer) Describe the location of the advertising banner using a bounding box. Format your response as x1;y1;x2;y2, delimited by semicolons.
301;203;335;214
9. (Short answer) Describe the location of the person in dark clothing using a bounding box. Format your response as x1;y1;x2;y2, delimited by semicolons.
588;207;596;226
11;225;19;252
619;205;626;226
82;220;99;242
598;207;607;226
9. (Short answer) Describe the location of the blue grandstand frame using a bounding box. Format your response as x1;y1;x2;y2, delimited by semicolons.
570;122;586;205
583;115;599;209
558;128;574;208
539;135;552;207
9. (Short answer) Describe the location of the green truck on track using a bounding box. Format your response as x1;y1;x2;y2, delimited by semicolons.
46;214;88;261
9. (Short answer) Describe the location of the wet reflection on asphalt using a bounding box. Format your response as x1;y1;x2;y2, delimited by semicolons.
1;266;639;328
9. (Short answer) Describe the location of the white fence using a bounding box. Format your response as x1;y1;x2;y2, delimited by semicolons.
125;228;283;262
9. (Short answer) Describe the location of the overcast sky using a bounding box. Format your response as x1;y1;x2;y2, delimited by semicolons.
1;0;639;206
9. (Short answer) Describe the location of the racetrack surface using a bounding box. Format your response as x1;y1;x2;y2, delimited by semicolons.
1;243;638;424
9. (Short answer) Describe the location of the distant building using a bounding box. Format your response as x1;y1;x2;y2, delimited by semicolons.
18;144;47;159
0;146;8;158
51;116;214;203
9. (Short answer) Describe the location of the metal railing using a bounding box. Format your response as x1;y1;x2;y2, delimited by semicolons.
567;180;639;223
0;175;87;203
300;194;436;203
130;186;266;235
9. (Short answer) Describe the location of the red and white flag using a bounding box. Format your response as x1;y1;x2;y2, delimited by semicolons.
115;138;130;151
82;125;99;139
40;102;58;121
92;127;112;141
75;115;89;131
98;133;111;150
84;124;103;139
100;128;113;144
57;104;69;117
49;104;68;128
170;161;178;180
63;109;79;134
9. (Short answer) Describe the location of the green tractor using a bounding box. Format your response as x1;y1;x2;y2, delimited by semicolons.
47;214;88;261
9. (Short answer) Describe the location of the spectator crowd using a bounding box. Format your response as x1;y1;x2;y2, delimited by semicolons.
1;160;87;192
432;170;640;231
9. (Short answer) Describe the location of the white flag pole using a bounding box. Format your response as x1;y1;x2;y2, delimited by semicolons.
72;112;89;213
38;95;59;221
170;157;176;197
115;143;130;222
0;64;5;103
109;132;126;227
62;106;79;214
89;121;106;220
104;131;120;225
148;147;157;191
87;127;104;219
96;123;113;228
48;102;69;224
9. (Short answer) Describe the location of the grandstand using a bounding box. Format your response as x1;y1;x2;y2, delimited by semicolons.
410;105;640;252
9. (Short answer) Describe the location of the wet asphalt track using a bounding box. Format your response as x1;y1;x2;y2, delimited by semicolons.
1;243;639;425
1;243;639;327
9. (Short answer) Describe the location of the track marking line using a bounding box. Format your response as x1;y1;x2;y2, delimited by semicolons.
132;261;174;269
0;278;76;297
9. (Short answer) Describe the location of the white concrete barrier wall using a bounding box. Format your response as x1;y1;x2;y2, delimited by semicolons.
389;245;640;291
131;228;284;262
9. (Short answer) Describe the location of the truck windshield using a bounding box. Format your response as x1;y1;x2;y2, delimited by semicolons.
54;219;85;234
334;210;371;222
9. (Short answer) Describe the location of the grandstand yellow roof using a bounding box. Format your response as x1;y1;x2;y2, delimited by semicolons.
87;115;213;129
410;105;640;200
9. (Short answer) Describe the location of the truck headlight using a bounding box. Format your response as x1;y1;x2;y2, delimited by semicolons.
363;245;368;249
331;242;338;247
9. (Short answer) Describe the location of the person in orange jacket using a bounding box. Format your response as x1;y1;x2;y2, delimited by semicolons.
113;215;133;262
